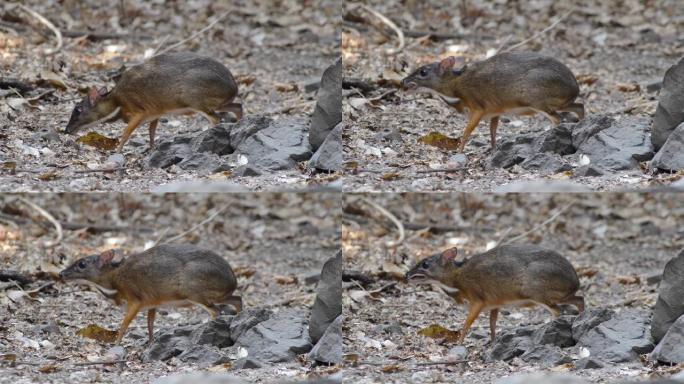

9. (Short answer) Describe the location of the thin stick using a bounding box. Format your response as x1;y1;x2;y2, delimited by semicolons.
360;197;405;248
18;4;63;54
502;9;573;52
152;227;171;246
416;168;464;174
267;100;316;115
152;35;170;55
18;197;63;248
163;204;230;244
503;202;574;245
358;4;405;55
73;167;124;174
154;10;231;57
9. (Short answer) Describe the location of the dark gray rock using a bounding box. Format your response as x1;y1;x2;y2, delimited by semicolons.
652;57;684;150
178;152;232;174
520;152;572;175
488;326;535;361
228;115;274;149
309;252;342;344
651;250;684;342
652;314;684;364
309;58;342;151
309;315;342;364
651;123;684;171
645;271;663;286
177;344;231;366
372;322;404;336
519;344;572;367
190;316;233;348
148;135;193;168
573;165;605;177
232;357;263;369
574;357;604;369
576;310;654;362
143;324;195;362
235;309;313;363
235;117;312;170
490;134;535;168
573;115;654;171
532;316;575;347
232;164;264;176
229;308;273;343
309;122;342;171
537;124;575;155
191;125;232;155
572;308;615;342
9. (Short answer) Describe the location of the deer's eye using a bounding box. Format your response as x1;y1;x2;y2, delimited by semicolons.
421;260;430;269
78;260;86;269
419;68;428;77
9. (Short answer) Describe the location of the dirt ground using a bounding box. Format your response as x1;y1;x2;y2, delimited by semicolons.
342;0;684;192
0;193;341;383
0;0;339;192
342;193;684;383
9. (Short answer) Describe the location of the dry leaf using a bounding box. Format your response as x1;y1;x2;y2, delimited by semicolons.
576;74;598;85
616;83;640;92
38;364;59;373
381;172;401;181
40;70;69;90
76;132;118;151
417;324;461;343
76;324;117;343
235;74;256;86
381;364;403;373
275;275;298;285
38;172;59;181
576;266;598;278
233;267;256;278
616;275;641;285
274;82;298;92
418;132;461;151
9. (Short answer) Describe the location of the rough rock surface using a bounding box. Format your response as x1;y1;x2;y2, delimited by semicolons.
651;250;684;342
148;115;312;172
488;326;535;361
234;309;313;363
309;58;342;151
309;122;342;171
519;344;572;367
651;123;684;171
572;115;654;171
309;315;342;364
309;252;342;344
651;56;684;150
652;314;684;364
576;310;654;362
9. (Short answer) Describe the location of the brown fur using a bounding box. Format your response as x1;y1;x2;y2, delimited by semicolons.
60;244;242;344
402;52;584;151
65;52;242;151
406;244;584;343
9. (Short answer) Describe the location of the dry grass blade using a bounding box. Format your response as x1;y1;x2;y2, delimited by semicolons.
502;202;574;245
502;9;573;53
154;9;232;57
163;204;230;244
357;4;405;55
360;197;405;248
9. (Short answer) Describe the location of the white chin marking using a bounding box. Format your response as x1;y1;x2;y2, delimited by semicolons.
70;279;118;296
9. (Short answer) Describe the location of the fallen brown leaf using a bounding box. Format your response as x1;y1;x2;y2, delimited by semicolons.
418;132;460;151
76;324;117;343
76;132;118;151
417;324;461;344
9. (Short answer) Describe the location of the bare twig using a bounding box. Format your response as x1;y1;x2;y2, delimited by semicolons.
152;227;171;247
358;4;405;54
154;9;231;57
0;212;152;233
414;360;467;366
18;197;63;247
360;197;405;248
152;35;170;55
503;202;574;245
502;9;573;52
73;167;124;174
163;204;230;244
18;4;63;54
266;100;316;115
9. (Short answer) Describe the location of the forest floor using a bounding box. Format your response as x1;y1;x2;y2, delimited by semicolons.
0;0;339;192
0;193;340;383
342;0;684;192
342;193;684;383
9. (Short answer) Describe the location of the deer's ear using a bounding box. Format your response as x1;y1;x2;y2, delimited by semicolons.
88;87;101;105
99;249;123;266
437;56;456;76
97;86;108;96
441;247;458;263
